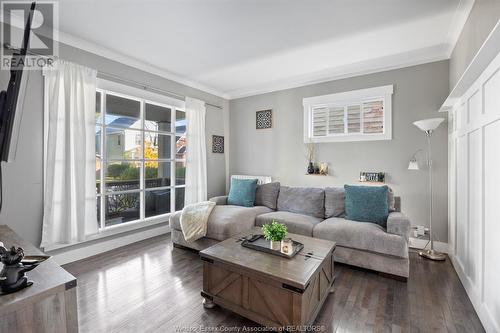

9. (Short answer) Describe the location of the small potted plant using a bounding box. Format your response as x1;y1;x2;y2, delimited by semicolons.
262;220;288;251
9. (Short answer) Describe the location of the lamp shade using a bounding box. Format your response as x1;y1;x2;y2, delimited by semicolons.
408;159;419;170
413;118;444;132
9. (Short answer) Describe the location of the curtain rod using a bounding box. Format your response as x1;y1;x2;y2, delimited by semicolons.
3;43;223;110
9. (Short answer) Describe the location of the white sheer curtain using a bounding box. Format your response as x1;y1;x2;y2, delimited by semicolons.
41;60;98;249
184;97;207;205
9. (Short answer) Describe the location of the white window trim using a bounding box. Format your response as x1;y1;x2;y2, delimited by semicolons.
97;78;185;109
303;85;393;143
95;78;186;232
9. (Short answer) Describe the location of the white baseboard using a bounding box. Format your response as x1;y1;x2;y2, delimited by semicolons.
449;254;500;332
48;223;170;265
409;237;449;253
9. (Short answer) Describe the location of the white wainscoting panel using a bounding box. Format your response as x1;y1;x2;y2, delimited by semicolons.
467;129;481;286
455;134;467;271
449;50;500;333
483;119;500;328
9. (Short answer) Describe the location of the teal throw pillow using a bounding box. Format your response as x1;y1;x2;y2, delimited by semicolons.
227;179;258;207
344;185;389;226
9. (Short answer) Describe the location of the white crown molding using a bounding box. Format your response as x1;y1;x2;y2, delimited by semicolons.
2;2;473;102
226;46;449;99
56;30;230;99
440;20;500;112
1;13;230;100
444;0;476;58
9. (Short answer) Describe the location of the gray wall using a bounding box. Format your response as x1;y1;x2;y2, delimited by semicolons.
450;0;500;89
229;60;450;241
0;41;227;246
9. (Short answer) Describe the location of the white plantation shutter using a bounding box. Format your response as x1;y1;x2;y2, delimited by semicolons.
312;107;328;136
362;100;384;133
304;85;392;142
347;105;361;133
328;106;344;134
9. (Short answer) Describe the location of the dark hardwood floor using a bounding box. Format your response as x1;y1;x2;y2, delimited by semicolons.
63;234;484;333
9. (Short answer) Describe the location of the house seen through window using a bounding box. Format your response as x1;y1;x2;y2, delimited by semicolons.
95;87;187;229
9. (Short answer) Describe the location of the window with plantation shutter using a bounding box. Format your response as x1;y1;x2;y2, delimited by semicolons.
303;85;393;142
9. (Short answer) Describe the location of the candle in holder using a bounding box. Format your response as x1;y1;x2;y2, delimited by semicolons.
281;238;293;255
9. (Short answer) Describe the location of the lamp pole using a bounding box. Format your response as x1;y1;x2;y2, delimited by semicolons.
419;129;446;260
426;131;434;252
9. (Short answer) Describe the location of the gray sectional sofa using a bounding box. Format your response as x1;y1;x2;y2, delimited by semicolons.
170;183;411;279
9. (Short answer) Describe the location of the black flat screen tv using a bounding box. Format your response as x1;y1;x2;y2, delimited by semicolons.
0;2;35;162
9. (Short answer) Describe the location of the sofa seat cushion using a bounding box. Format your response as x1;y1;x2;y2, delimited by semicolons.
255;211;322;236
169;205;272;241
313;217;408;258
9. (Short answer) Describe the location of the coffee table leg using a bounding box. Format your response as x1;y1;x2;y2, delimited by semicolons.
329;274;336;293
202;297;216;309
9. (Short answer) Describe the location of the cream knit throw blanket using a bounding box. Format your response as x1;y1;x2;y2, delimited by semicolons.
180;201;216;242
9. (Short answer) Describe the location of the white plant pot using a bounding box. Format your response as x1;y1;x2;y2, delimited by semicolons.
270;240;281;251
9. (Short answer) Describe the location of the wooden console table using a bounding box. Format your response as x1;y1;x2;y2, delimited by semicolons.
0;225;78;333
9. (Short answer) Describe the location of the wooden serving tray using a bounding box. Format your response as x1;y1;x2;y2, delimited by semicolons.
241;235;304;258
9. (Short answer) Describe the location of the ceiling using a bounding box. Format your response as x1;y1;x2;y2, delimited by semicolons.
55;0;473;99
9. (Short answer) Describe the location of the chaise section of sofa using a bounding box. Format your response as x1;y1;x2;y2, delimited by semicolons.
170;196;272;251
313;213;410;278
312;187;411;278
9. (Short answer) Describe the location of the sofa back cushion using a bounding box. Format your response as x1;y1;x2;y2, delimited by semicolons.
277;186;324;218
387;187;396;212
325;186;396;218
255;182;280;210
325;187;345;218
344;185;389;226
227;178;258;207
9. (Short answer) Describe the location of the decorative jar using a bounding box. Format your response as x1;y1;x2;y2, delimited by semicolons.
281;238;293;255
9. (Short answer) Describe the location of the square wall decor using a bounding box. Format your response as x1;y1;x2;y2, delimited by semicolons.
212;135;224;153
256;109;272;129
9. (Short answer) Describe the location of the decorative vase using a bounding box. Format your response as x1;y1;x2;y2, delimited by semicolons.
307;162;314;174
270;240;281;251
319;162;328;175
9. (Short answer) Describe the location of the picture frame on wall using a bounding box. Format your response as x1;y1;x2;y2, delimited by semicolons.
212;135;224;153
256;109;272;129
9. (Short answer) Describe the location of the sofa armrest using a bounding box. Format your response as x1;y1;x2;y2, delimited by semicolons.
209;195;228;206
386;212;410;241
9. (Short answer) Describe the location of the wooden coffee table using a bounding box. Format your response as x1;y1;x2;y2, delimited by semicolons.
200;227;336;330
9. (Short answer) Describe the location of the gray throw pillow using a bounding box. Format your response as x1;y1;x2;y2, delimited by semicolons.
255;182;280;210
325;187;345;218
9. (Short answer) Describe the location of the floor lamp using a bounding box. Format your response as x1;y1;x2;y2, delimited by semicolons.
410;117;446;261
